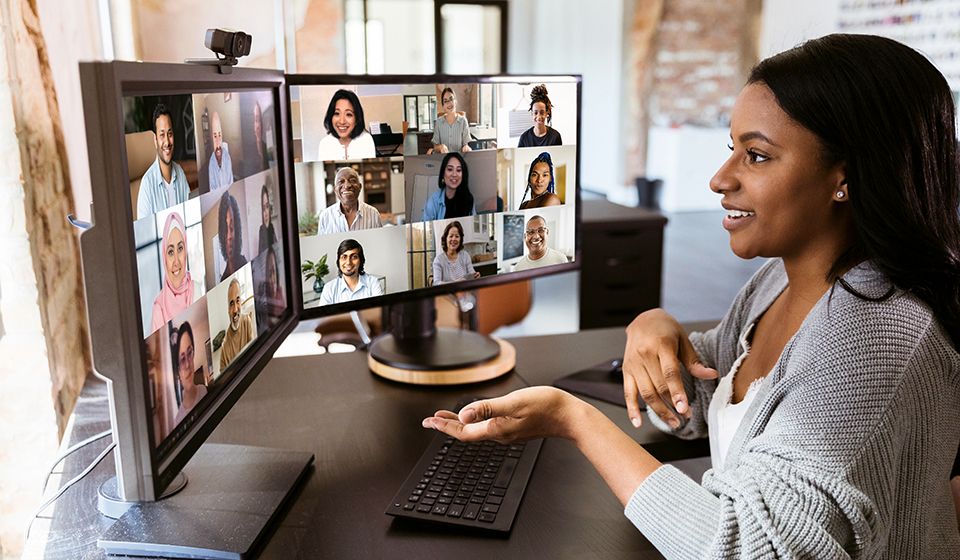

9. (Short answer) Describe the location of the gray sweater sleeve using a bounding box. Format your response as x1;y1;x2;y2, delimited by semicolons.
625;274;960;558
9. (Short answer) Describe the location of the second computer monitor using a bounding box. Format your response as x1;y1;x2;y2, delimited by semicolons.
289;77;580;316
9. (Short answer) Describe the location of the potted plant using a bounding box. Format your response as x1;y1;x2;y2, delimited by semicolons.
301;255;330;294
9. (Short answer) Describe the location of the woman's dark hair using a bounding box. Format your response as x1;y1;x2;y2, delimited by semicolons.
175;321;194;376
217;191;243;263
437;152;474;219
323;89;366;139
441;220;465;253
336;238;365;276
529;84;553;124
750;34;960;348
522;151;556;205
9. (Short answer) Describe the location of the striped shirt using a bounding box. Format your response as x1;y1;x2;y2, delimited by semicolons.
316;200;383;235
208;141;234;191
136;158;189;219
431;115;471;152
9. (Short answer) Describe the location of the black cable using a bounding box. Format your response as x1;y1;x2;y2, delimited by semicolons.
25;441;116;541
42;429;112;493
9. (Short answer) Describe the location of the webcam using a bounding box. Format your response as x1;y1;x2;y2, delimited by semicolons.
185;28;252;74
205;29;251;59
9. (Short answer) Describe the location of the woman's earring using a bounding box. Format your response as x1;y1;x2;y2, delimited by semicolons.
836;191;846;199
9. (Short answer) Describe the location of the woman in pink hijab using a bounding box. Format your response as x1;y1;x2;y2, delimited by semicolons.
151;212;194;332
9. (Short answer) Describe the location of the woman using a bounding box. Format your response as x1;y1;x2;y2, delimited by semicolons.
431;87;472;154
422;152;476;221
258;183;276;254
432;220;480;285
518;84;562;148
519;152;562;209
218;190;248;282
151;212;194;333
423;35;960;556
255;245;285;331
173;321;206;424
316;89;376;161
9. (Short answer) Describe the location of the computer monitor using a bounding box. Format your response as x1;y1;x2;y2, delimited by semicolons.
79;61;312;558
288;76;581;377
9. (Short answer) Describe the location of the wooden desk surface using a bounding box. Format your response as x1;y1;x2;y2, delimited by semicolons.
27;327;709;559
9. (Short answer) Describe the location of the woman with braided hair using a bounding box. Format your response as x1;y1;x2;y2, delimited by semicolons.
518;84;563;147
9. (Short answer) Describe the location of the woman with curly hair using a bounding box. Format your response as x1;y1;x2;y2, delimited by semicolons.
518;84;563;147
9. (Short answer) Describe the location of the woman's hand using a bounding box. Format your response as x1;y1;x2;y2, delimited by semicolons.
471;271;481;279
623;309;718;429
435;143;449;154
422;386;585;444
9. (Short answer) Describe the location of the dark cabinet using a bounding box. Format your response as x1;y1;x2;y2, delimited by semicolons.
580;199;667;329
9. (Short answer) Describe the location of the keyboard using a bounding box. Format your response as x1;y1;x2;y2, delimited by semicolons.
385;401;543;533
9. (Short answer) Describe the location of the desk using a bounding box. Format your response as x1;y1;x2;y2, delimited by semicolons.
27;327;709;559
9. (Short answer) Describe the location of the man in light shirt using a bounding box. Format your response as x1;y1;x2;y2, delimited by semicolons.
319;239;384;305
219;278;255;370
208;111;234;190
317;167;383;235
513;215;568;271
137;103;189;219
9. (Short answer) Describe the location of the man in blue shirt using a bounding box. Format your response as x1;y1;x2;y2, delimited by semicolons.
137;104;189;219
319;239;383;305
208;111;234;190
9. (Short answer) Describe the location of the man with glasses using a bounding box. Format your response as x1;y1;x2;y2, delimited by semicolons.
219;278;255;371
513;215;568;271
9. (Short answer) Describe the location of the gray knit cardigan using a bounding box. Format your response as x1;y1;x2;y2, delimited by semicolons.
625;259;960;558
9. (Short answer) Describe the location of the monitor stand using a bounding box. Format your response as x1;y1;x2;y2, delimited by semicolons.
368;299;516;384
97;443;314;559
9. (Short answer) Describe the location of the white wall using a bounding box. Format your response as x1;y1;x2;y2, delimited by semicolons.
760;0;839;58
508;0;625;196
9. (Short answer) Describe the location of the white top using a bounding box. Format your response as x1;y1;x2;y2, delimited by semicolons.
316;200;383;235
316;131;376;161
512;248;568;271
319;273;383;305
707;322;766;471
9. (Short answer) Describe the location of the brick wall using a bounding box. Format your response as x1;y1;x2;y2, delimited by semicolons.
623;0;761;178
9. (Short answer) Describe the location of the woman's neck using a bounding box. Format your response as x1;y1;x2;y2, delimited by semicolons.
445;111;457;124
339;136;351;147
446;249;458;259
444;186;457;199
534;124;548;136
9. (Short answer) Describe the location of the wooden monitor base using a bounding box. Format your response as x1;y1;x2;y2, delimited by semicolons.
369;337;516;385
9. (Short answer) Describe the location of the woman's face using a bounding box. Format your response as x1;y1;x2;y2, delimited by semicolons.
265;252;279;297
529;162;552;196
442;91;456;114
261;191;271;227
446;227;461;251
443;158;463;190
332;98;356;139
532;102;549;128
164;226;186;288
177;331;195;388
710;83;847;261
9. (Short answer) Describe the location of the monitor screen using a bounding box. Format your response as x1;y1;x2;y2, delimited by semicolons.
288;78;580;315
122;87;291;471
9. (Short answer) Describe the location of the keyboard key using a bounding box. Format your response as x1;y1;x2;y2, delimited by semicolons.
494;458;519;489
447;504;464;518
425;492;439;500
478;512;497;523
416;504;432;513
463;503;481;520
408;495;420;502
482;504;500;514
421;498;436;506
431;504;448;515
486;495;503;505
490;488;506;497
403;503;415;511
453;497;468;505
438;497;452;505
470;496;484;504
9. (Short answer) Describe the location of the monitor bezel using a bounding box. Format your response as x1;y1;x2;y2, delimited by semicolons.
79;61;301;500
285;73;583;320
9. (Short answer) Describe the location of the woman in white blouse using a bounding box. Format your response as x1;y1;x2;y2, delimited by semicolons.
316;89;376;161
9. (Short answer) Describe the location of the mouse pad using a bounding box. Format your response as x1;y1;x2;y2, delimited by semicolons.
553;360;644;409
